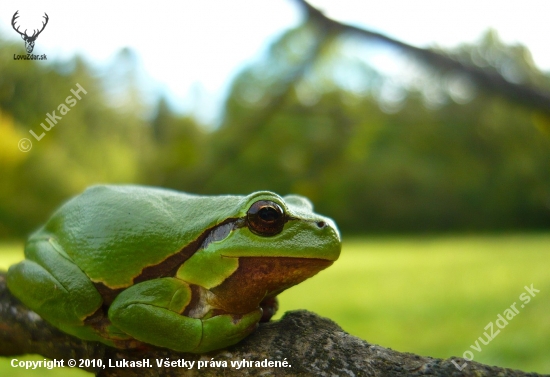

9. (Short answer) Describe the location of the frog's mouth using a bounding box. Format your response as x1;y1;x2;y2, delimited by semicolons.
209;256;332;314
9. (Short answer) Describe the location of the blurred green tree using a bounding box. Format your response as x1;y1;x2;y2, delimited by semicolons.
0;39;153;237
0;25;549;238
187;25;550;233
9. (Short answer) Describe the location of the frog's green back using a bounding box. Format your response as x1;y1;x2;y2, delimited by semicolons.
36;185;247;288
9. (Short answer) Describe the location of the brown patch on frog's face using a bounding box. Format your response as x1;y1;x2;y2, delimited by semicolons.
209;257;332;315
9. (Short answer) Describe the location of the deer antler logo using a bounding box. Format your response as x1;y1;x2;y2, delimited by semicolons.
11;11;49;54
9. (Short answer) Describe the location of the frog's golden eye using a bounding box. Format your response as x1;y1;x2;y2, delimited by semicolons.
246;200;285;236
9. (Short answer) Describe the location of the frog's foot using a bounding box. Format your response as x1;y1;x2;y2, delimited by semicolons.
259;296;278;322
6;237;105;342
197;310;262;352
108;278;262;353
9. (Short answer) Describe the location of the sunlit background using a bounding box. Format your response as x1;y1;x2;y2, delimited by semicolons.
0;0;549;375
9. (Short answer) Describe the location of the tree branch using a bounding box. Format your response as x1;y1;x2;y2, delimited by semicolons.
0;271;545;376
200;18;333;190
293;0;550;116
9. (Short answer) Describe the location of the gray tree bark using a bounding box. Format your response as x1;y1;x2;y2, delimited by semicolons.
293;0;550;117
0;272;546;377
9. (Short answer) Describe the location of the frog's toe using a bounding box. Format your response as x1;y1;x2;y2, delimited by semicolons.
194;309;262;353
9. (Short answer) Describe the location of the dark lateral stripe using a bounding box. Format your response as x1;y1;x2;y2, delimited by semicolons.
93;217;242;304
93;284;125;306
134;217;243;284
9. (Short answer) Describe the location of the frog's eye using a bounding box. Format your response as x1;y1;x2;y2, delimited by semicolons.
246;200;285;236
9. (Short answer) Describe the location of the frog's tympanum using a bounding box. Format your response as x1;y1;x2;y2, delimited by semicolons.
7;185;340;353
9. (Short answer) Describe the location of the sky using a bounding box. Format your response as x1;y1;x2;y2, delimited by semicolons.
0;0;549;122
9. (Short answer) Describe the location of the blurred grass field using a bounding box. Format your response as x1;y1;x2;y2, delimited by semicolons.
0;234;549;376
277;234;550;374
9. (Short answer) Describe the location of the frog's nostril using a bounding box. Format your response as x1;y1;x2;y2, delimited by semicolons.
316;221;326;228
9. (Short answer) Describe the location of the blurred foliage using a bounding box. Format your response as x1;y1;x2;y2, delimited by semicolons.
0;23;549;239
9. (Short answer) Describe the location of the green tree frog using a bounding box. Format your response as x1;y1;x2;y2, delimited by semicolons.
7;185;340;353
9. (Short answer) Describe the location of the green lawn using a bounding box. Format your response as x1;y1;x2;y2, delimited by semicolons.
277;234;550;374
0;234;549;375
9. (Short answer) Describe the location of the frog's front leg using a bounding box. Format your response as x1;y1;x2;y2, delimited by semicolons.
108;278;262;353
6;237;106;342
